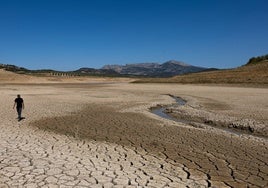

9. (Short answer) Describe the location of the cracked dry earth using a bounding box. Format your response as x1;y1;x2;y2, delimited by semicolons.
0;83;267;188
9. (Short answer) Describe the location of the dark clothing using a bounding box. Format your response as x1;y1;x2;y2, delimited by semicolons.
14;97;24;119
15;98;23;108
17;107;22;119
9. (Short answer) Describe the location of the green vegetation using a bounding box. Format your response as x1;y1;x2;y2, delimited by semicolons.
0;64;28;73
246;54;268;66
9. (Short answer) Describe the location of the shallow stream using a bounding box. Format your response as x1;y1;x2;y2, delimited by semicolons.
151;94;245;137
151;95;188;124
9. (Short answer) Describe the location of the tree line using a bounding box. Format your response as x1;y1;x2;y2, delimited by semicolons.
247;54;268;65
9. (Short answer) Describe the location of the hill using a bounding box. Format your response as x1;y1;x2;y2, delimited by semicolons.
1;54;267;85
73;67;119;76
134;56;268;85
102;60;209;77
0;66;131;83
0;68;33;82
0;64;120;77
1;60;211;78
246;54;268;66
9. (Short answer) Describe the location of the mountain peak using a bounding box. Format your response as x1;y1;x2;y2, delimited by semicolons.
102;60;208;77
164;60;190;66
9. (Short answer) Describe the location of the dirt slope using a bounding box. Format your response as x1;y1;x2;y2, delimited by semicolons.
134;61;268;85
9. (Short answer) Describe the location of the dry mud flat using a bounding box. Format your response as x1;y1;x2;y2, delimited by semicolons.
0;83;267;188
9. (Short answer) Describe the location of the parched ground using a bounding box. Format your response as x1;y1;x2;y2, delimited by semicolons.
0;83;267;187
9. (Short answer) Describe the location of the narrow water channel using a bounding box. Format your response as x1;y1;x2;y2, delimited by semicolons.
151;94;247;137
151;95;188;124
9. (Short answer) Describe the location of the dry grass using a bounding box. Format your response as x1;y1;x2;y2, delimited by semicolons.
1;61;268;86
134;61;268;86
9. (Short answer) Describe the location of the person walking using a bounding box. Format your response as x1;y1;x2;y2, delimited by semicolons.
13;94;24;121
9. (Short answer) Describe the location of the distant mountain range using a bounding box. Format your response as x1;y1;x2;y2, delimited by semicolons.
101;60;209;77
1;60;214;77
134;56;268;84
1;55;267;84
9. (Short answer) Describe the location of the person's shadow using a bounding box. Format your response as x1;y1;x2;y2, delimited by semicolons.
18;117;25;122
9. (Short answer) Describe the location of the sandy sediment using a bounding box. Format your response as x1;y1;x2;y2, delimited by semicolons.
161;96;268;137
0;83;267;187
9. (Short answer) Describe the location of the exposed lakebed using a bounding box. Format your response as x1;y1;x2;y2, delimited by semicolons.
151;94;267;139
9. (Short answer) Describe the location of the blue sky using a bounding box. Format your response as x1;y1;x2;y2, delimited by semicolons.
0;0;268;71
